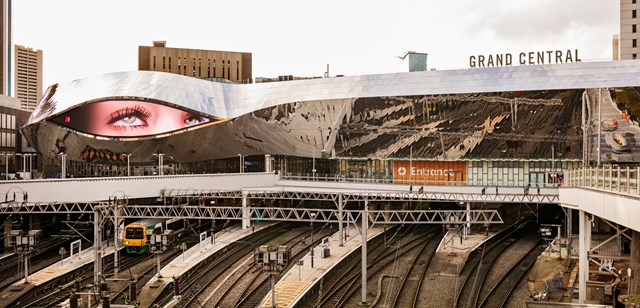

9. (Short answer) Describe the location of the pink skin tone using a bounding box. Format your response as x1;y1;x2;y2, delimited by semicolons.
62;101;209;137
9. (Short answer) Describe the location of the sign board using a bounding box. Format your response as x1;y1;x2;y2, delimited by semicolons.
70;240;81;256
393;161;467;185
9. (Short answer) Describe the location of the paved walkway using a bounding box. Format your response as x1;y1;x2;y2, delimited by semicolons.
259;225;385;307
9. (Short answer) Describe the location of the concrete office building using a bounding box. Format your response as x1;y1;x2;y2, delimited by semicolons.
14;45;42;112
619;0;640;59
138;41;252;83
0;0;11;96
0;94;34;179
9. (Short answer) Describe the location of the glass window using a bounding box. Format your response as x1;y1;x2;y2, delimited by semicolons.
10;115;15;129
125;227;145;239
634;10;637;18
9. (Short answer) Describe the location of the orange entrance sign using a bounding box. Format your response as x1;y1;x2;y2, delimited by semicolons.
393;161;467;185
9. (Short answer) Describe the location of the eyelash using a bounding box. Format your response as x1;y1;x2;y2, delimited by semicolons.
183;114;207;126
106;105;152;129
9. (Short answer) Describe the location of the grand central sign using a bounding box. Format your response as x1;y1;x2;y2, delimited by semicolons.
469;49;581;68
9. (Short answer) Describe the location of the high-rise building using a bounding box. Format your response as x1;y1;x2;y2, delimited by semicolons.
138;41;252;83
14;45;42;111
1;0;12;96
620;0;640;60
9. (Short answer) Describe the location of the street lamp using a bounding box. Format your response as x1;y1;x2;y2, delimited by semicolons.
152;153;164;176
310;212;316;268
125;154;132;176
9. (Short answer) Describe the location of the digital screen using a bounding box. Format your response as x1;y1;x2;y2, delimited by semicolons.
51;100;224;137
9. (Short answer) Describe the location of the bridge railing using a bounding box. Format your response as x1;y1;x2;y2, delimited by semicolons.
565;166;640;196
282;173;558;187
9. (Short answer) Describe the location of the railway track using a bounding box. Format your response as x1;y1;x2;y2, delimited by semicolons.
154;223;289;307
9;229;197;308
454;220;537;308
200;224;334;308
478;239;545;308
0;237;71;292
383;232;441;308
312;226;437;308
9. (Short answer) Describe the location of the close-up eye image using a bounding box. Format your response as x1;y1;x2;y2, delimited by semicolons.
51;100;215;137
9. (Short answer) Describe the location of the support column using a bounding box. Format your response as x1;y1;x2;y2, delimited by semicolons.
566;208;572;259
361;200;368;305
466;202;471;238
93;211;103;294
264;154;271;173
338;194;343;247
630;230;640;295
241;193;250;229
113;205;119;277
578;210;591;304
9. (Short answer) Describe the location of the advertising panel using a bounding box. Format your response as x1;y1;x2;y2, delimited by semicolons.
393;161;467;185
51;100;224;138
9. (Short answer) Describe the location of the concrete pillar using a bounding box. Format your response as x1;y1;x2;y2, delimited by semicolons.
93;211;103;294
630;230;640;295
264;154;271;173
566;208;572;259
466;202;471;237
241;193;250;229
338;194;343;247
578;210;591;304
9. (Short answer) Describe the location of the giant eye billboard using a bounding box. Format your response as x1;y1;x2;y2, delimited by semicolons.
51;100;224;138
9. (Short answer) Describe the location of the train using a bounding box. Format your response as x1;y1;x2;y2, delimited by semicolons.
123;218;167;254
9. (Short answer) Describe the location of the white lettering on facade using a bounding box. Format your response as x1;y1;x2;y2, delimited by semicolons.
406;167;456;176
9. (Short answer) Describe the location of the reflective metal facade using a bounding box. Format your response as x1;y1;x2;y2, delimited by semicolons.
21;61;640;163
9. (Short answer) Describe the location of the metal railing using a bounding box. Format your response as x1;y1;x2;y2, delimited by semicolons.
282;173;560;188
565;165;640;196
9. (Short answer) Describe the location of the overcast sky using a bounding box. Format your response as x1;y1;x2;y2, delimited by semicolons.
14;0;619;88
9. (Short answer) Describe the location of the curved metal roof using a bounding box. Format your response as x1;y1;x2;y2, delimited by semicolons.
21;60;640;163
27;60;640;124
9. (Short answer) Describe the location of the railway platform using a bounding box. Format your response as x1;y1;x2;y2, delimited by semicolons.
0;241;117;307
258;225;385;307
137;222;275;307
430;230;496;276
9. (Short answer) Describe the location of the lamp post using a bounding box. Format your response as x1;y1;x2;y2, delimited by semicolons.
310;212;316;268
58;153;67;179
125;154;132;176
152;153;164;176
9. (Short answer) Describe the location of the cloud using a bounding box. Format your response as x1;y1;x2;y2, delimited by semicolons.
464;0;617;45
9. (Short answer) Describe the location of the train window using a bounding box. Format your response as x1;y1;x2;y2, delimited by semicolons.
125;227;145;239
